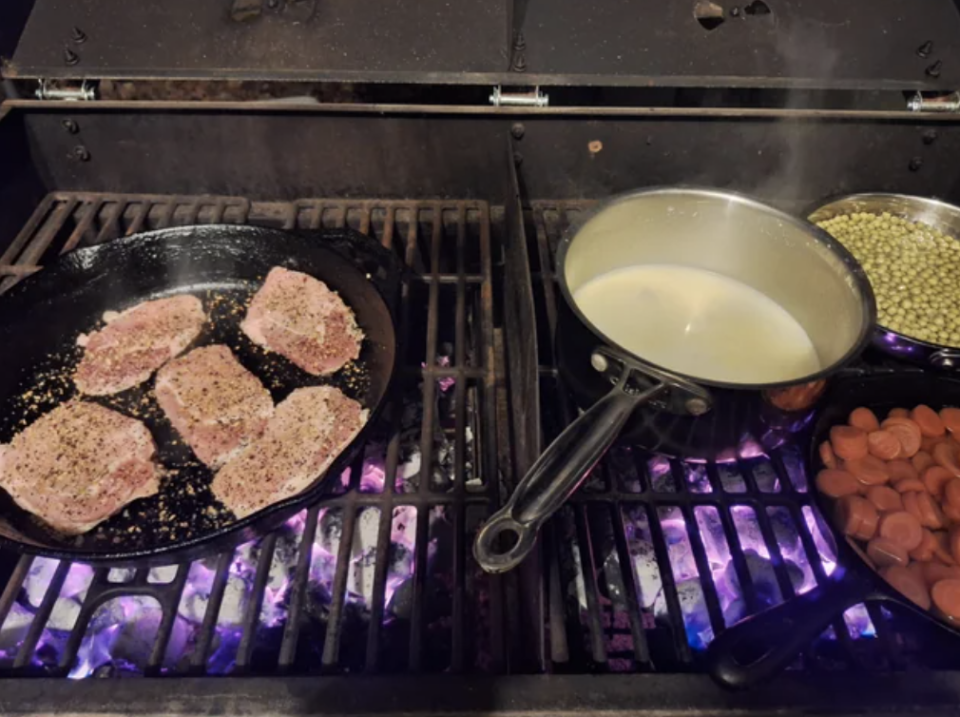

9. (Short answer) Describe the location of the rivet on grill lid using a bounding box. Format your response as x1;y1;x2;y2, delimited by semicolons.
63;47;80;66
917;41;934;59
71;27;87;44
926;60;943;78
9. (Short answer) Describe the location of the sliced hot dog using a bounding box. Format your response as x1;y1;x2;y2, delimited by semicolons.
846;455;890;486
922;560;960;586
879;510;924;551
943;503;960;525
835;495;879;541
849;407;881;433
881;565;932;610
923;466;955;498
881;418;923;458
917;491;947;530
867;536;909;568
887;459;919;482
912;451;936;474
867;430;901;460
893;478;927;494
933;442;960;478
931;579;960;621
830;425;869;461
934;531;956;565
903;491;924;524
913;404;947;437
819;441;838;470
950;526;960;565
945;478;960;510
816;469;861;498
865;485;903;513
941;407;960;435
909;529;938;562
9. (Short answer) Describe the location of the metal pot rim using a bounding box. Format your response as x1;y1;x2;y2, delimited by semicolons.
555;185;877;391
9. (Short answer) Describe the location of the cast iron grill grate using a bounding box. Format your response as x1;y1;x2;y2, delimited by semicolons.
525;201;960;674
0;192;505;676
0;193;957;680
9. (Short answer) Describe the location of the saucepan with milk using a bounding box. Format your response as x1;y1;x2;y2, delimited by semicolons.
475;187;876;573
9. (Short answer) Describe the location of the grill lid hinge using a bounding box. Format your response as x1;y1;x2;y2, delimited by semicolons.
489;85;549;107
35;79;97;101
907;91;960;113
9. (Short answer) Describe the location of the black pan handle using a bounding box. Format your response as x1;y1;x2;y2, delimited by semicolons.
473;373;666;573
706;571;874;689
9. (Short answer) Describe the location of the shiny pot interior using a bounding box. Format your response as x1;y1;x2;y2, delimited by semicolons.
559;187;876;387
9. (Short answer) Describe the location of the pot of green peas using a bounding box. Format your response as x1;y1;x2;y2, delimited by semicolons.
809;193;960;369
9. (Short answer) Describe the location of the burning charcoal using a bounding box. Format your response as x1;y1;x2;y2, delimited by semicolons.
23;557;60;608
70;596;189;678
0;604;33;663
675;577;712;649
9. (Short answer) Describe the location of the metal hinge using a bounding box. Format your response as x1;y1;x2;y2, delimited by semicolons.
489;85;549;107
907;91;960;113
35;79;96;101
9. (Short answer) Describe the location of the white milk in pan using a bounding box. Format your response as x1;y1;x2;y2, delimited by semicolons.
572;264;822;385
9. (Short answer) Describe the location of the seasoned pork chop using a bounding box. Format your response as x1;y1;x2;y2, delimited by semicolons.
156;345;274;469
75;294;206;395
212;386;367;518
241;267;363;376
0;401;160;535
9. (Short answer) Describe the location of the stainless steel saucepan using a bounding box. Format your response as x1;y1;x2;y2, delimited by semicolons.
474;187;876;573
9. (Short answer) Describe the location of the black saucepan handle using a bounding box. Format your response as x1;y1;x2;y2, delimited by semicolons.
473;379;666;573
706;572;874;689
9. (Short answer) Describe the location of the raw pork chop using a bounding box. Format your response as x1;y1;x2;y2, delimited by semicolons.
156;344;274;469
241;267;363;376
75;294;206;395
0;401;160;534
212;386;367;518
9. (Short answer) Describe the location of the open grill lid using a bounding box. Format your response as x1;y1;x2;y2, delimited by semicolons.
6;0;960;91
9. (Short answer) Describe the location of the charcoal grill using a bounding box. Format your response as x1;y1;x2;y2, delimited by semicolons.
6;1;960;714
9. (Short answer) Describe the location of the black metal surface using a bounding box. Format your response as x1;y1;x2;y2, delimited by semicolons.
9;0;960;91
709;372;960;688
7;0;510;81
518;0;960;91
0;192;504;677
10;106;960;213
6;672;960;715
0;224;397;562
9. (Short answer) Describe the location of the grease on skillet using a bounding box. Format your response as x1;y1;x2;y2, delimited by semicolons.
0;282;370;551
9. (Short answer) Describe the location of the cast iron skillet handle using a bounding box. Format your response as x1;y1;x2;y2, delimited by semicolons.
706;571;873;690
473;374;667;574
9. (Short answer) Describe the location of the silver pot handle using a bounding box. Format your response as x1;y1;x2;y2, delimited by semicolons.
473;349;710;573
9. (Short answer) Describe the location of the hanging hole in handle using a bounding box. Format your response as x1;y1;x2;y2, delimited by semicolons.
492;526;521;553
474;514;538;573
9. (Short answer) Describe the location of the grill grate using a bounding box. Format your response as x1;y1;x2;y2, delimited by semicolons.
525;201;956;674
1;193;959;682
0;192;505;676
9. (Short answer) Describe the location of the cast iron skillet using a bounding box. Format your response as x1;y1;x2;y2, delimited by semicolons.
0;225;398;565
706;371;960;689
